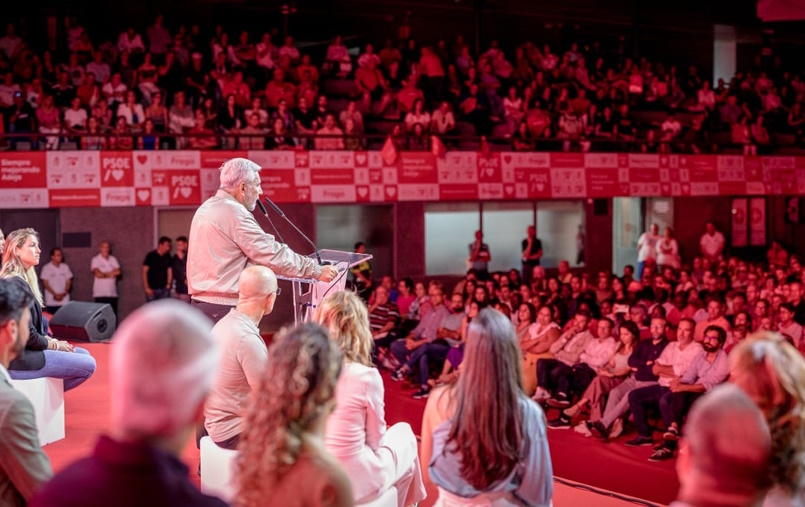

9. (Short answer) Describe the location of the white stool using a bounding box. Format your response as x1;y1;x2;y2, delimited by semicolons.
10;377;65;446
357;488;398;507
200;436;239;503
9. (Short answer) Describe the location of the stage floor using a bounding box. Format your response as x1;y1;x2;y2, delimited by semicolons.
44;343;677;506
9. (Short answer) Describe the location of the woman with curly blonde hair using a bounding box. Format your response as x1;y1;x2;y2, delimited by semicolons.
730;331;805;506
236;322;352;507
315;291;426;507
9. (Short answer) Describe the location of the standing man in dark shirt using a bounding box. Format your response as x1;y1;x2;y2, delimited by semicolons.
522;225;543;285
172;236;189;303
350;242;373;301
468;230;491;278
142;237;173;302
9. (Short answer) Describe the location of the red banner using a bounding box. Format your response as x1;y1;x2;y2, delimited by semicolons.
2;150;805;208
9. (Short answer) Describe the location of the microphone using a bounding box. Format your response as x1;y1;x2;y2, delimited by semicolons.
264;197;323;265
255;198;286;244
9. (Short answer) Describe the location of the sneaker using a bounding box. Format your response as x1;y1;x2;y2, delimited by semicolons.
412;388;430;399
547;416;571;429
589;421;610;440
546;395;571;408
381;356;399;371
663;426;680;442
610;418;624;439
390;369;405;382
649;447;675;462
574;422;593;437
563;405;581;419
532;387;550;402
624;435;654;447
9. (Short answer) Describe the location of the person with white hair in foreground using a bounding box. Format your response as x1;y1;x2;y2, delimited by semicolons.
30;300;226;507
671;384;772;507
188;157;339;323
316;291;427;507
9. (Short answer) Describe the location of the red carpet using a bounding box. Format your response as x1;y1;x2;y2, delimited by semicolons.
46;343;677;505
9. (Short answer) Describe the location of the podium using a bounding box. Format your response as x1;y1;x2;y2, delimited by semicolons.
277;249;373;325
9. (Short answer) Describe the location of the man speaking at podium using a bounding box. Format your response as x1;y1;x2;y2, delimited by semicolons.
188;158;338;322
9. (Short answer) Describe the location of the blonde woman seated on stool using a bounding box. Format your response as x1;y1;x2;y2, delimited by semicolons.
422;308;553;506
315;291;426;507
236;323;353;507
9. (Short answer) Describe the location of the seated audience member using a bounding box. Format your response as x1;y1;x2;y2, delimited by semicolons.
30;300;226;507
589;317;669;440
395;278;416;319
204;266;277;449
389;285;450;370
369;284;401;359
565;321;639;434
0;279;53;505
314;114;344;150
777;302;803;350
694;296;731;341
546;318;616;428
730;332;805;505
1;229;96;391
625;318;703;446
671;385;772;507
395;292;466;399
649;325;729;461
532;310;594;402
188;109;218;149
236;323;353;507
315;291;426;507
423;309;553;505
519;304;561;396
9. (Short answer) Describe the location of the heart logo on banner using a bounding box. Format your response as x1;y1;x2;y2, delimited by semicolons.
386;187;397;197
504;185;514;195
180;187;192;199
484;168;495;178
661;184;670;193
112;170;124;181
356;153;367;165
136;155;148;165
536;183;544;192
503;155;512;164
357;187;368;198
682;184;690;193
136;189;150;202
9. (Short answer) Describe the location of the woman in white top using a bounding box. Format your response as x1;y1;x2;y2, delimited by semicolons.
520;304;561;396
404;99;431;132
655;226;680;271
316;291;426;507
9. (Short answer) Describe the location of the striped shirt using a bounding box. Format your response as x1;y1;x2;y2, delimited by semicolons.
369;302;400;333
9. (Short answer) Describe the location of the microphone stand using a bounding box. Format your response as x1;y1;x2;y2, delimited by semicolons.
255;199;287;244
263;197;324;265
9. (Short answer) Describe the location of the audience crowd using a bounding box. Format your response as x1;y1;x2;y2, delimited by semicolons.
3;206;805;505
1;17;805;152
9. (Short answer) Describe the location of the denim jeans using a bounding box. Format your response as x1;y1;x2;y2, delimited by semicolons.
147;288;171;302
9;347;97;391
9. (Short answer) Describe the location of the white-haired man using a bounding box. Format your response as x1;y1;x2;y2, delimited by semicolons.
30;301;226;507
671;384;771;507
188;157;338;322
204;265;277;449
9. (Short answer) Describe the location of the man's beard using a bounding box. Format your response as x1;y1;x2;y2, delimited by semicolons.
245;190;258;211
12;334;25;360
703;342;720;353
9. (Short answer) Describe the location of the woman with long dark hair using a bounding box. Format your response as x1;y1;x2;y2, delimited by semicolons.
424;308;553;505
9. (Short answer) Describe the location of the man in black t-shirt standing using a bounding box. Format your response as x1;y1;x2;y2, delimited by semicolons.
522;225;543;285
172;236;190;303
142;237;173;302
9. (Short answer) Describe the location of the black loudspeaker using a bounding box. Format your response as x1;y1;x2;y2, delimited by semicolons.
50;302;116;342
